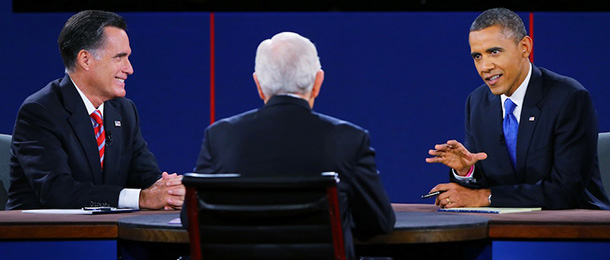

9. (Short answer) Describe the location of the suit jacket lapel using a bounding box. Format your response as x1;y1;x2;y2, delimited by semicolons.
102;101;122;184
483;92;516;175
59;75;102;183
516;65;543;181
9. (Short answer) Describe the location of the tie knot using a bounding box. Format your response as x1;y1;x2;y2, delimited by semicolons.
90;110;103;125
504;98;516;114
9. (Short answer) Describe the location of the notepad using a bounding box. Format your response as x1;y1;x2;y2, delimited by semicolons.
22;208;138;215
438;207;541;214
168;218;182;224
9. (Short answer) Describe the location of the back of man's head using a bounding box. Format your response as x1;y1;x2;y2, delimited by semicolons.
254;32;321;98
58;10;127;72
470;7;527;43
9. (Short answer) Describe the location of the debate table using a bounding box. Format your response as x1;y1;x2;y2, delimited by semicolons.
117;210;490;244
116;204;610;243
0;209;176;240
392;203;610;240
3;204;610;259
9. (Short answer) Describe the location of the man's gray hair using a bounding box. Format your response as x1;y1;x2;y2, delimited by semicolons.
470;8;528;43
254;32;321;98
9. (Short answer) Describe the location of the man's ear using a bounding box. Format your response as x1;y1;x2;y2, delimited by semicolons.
253;73;267;102
520;36;533;58
310;70;324;99
76;49;94;71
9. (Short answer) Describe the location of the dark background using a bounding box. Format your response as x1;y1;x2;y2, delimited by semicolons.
12;0;610;12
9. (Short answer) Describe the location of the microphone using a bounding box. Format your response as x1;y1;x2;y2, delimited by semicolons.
499;134;505;145
106;132;113;147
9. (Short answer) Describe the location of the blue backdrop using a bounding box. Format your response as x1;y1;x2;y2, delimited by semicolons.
1;4;609;205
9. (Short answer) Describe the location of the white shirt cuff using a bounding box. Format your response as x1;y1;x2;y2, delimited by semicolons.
119;188;141;209
452;165;475;182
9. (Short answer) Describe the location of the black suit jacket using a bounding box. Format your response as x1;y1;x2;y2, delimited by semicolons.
454;65;610;209
193;95;396;259
7;75;161;209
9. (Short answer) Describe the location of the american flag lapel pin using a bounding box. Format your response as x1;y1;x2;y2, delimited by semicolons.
114;121;122;127
528;116;535;122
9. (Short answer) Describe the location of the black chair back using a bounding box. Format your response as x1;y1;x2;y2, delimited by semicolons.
182;172;345;260
0;134;11;209
598;132;610;199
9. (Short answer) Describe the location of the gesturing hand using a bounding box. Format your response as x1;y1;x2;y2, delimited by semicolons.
425;140;487;175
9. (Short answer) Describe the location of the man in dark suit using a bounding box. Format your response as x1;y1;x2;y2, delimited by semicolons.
7;10;184;210
192;32;395;259
426;8;610;210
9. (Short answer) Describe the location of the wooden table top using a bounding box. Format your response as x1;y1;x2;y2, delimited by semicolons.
3;203;610;241
0;209;177;239
395;203;610;239
115;208;491;244
118;212;187;243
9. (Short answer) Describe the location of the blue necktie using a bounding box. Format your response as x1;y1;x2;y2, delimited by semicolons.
503;99;518;169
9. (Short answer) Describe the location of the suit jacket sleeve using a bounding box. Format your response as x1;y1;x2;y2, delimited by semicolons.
449;94;486;189
347;130;396;240
123;100;162;189
194;127;215;174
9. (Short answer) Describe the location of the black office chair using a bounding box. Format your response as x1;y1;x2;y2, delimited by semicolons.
598;132;610;199
182;172;346;260
0;134;11;210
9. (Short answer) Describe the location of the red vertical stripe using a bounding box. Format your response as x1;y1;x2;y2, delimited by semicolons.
529;12;534;63
210;13;216;124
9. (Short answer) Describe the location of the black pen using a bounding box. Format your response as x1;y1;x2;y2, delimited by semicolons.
83;207;113;211
421;190;447;199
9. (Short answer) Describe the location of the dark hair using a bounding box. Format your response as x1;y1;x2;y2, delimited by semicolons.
470;8;527;43
57;10;127;71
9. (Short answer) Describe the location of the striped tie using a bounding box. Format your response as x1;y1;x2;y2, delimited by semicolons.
90;110;105;170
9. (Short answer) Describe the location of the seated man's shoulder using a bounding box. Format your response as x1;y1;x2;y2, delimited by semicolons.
314;112;368;135
23;78;65;105
210;109;258;129
539;67;588;93
107;96;136;107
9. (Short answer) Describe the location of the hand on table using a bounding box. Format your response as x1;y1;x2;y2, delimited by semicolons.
139;172;185;210
429;182;490;208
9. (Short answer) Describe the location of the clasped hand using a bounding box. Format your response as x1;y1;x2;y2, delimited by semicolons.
139;172;185;210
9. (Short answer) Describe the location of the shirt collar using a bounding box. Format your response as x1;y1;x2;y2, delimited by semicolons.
265;95;311;111
69;75;104;117
278;93;306;100
501;63;531;115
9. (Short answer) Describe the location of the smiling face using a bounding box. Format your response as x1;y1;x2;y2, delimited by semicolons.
87;26;134;102
469;25;531;96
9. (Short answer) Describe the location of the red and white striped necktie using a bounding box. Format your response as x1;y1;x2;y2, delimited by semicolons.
90;110;105;170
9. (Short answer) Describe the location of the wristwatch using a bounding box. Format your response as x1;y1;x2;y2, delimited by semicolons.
488;194;492;205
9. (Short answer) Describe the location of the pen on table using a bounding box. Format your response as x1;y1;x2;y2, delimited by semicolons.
421;190;447;199
83;207;113;211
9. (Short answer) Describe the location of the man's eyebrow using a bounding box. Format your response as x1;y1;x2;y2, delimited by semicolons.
471;47;503;58
486;47;502;53
113;52;129;58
